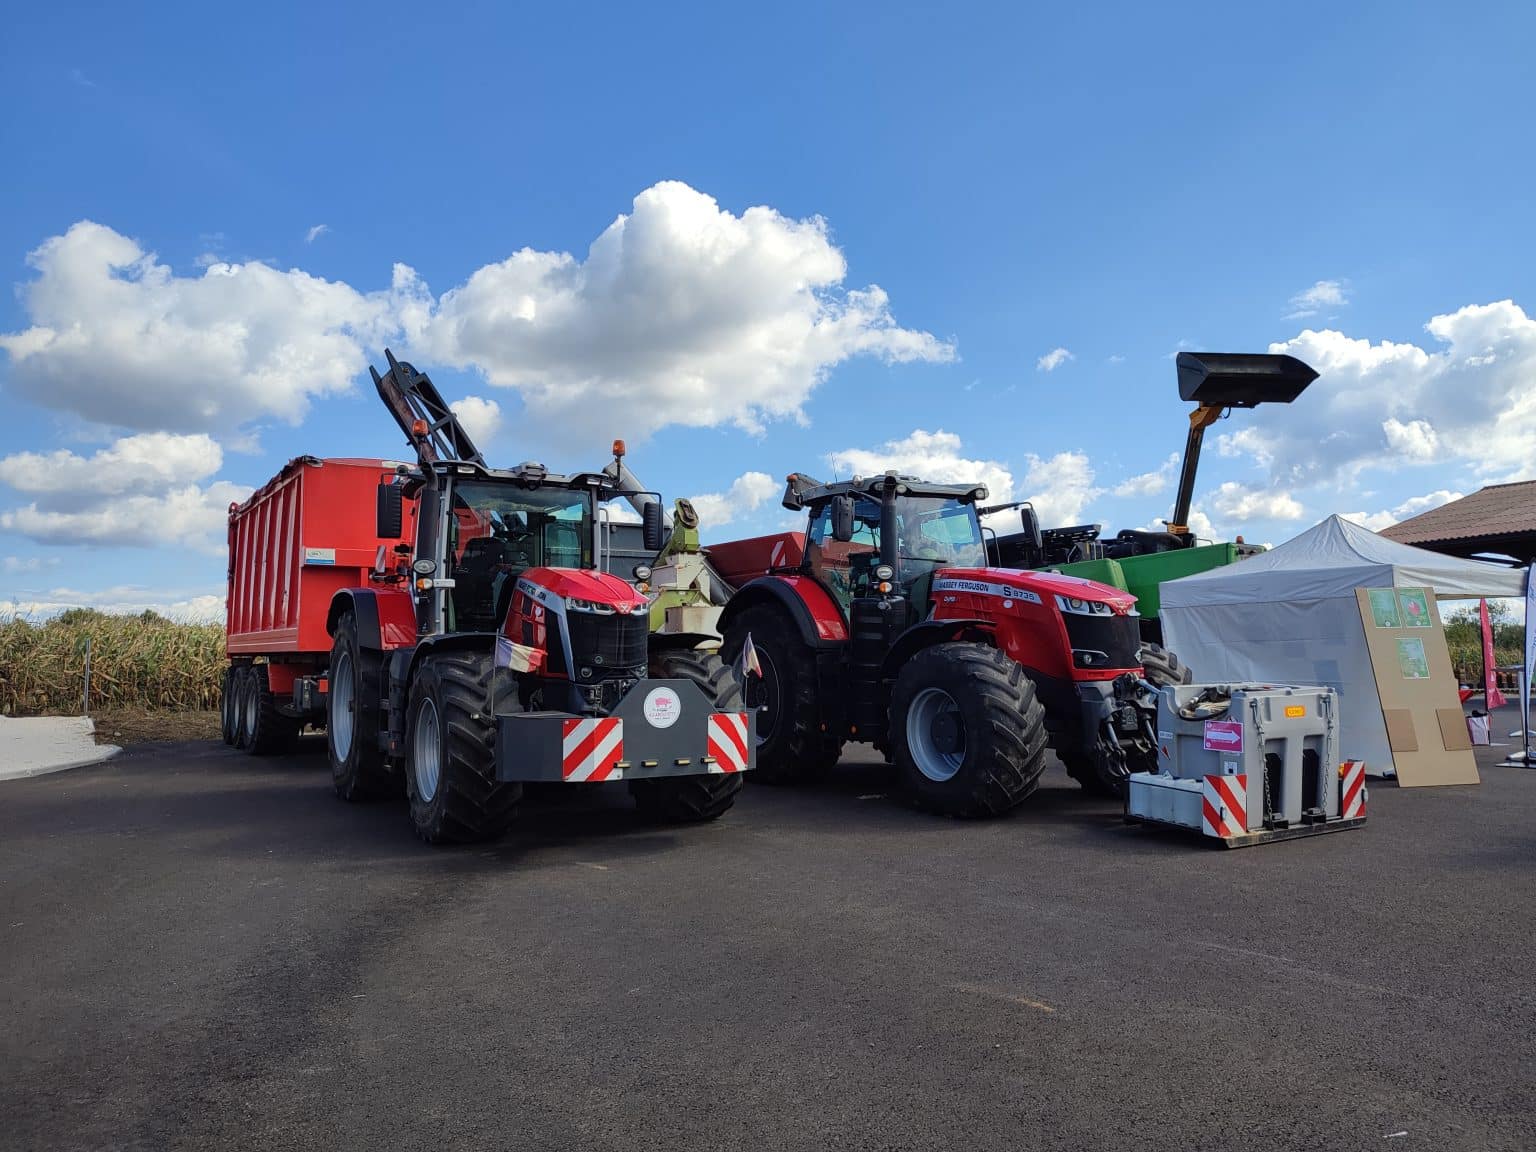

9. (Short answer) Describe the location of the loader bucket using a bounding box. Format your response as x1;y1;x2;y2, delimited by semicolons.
1175;352;1318;408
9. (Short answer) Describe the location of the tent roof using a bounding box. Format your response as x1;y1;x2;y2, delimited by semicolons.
1162;514;1528;608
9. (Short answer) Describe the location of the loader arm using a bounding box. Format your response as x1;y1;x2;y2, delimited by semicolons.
1166;352;1319;542
370;349;486;468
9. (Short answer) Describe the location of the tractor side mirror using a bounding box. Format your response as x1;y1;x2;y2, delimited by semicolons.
831;494;856;543
642;500;666;553
1019;503;1042;550
376;483;403;538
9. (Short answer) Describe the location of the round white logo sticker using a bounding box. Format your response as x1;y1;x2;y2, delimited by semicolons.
643;687;682;729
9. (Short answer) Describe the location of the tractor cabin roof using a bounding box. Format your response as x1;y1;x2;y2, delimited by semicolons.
1380;480;1536;564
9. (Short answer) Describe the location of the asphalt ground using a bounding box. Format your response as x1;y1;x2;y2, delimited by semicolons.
3;708;1534;1151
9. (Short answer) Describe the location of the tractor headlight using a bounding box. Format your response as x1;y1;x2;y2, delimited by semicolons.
874;564;894;582
632;564;652;583
1055;594;1115;616
566;597;615;614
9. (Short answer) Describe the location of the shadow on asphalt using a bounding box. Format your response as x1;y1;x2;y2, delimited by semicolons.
92;738;1213;865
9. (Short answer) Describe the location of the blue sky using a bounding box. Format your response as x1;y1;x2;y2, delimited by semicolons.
2;1;1533;616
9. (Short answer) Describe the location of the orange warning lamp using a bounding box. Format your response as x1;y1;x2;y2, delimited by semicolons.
410;418;429;438
612;439;626;459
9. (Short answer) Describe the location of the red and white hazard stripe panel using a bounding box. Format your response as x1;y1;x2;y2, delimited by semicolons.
1341;760;1367;819
562;717;623;782
1201;773;1249;839
706;712;750;774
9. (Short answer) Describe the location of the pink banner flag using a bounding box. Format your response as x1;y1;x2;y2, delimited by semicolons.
1481;599;1509;709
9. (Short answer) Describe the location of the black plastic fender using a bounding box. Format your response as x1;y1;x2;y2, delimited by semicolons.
328;588;381;647
718;578;847;652
878;618;996;684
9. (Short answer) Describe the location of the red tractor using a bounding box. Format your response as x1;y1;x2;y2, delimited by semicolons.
222;351;753;843
714;472;1185;816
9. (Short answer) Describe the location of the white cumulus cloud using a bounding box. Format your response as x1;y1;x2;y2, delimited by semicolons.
1218;301;1536;492
0;432;222;501
688;471;779;529
1036;347;1073;372
1020;451;1102;526
421;181;953;440
1112;452;1179;498
0;481;251;555
0;221;428;433
826;429;1014;505
1208;482;1305;522
450;395;503;447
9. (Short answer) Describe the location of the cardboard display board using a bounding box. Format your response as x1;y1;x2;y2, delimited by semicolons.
1354;587;1479;787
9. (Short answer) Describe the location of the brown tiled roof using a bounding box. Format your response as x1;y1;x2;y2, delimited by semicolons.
1381;481;1536;546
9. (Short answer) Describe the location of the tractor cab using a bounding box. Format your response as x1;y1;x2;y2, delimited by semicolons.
787;472;989;625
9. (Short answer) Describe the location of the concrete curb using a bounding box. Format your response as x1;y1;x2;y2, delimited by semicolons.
0;716;124;781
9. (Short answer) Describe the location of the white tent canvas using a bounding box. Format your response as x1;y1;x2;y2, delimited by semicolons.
1161;515;1527;774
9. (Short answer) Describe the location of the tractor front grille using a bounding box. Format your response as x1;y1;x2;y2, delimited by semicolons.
567;610;649;680
1063;613;1142;673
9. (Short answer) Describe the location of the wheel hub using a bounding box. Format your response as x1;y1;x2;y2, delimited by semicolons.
905;686;965;783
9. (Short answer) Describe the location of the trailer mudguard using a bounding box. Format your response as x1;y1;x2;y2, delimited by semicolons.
718;575;849;650
326;588;417;650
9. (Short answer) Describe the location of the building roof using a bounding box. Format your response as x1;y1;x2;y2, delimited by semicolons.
1381;481;1536;562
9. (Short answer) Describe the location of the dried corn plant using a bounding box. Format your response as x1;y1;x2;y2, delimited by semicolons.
0;610;225;715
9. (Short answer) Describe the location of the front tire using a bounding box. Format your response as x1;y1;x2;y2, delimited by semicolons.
628;648;745;823
721;604;842;784
889;642;1049;818
1139;642;1193;688
405;651;522;844
328;612;391;801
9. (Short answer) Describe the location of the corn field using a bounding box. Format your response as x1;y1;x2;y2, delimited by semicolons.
0;610;225;715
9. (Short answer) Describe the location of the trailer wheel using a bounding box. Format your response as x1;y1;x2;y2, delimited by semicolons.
720;605;842;784
243;665;300;756
220;667;239;746
1139;642;1193;688
889;642;1049;818
405;651;522;845
328;612;391;801
628;648;745;823
228;666;250;748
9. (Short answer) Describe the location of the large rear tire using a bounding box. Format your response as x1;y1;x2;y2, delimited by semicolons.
721;604;842;784
889;642;1049;818
405;651;522;845
628;648;745;823
328;612;391;801
243;665;300;756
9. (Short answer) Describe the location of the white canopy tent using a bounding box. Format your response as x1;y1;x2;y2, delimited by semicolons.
1161;515;1527;774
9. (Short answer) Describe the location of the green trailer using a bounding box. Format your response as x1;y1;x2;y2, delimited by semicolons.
1048;542;1249;644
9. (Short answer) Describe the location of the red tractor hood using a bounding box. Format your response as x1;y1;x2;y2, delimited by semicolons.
936;567;1139;614
522;567;651;614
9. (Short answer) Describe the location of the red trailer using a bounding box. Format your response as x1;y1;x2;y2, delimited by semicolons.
222;457;418;751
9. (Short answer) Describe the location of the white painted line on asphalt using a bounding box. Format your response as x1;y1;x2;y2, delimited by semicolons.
952;982;1056;1014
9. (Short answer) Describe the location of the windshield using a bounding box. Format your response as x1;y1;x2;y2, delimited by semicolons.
895;496;986;572
444;480;594;631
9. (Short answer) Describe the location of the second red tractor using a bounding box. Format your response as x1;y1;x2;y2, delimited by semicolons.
714;471;1188;816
